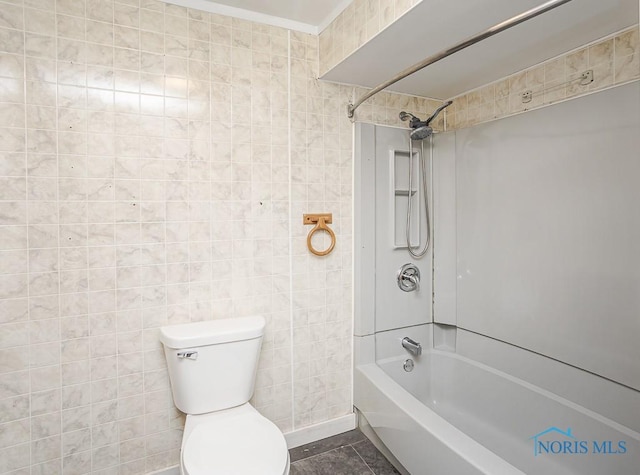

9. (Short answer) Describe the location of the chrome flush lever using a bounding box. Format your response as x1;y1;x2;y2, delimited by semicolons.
177;351;198;360
402;337;422;356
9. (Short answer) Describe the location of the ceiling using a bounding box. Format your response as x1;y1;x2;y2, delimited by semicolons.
163;0;350;34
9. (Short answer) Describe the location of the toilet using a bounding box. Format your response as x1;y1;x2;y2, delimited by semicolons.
160;315;290;475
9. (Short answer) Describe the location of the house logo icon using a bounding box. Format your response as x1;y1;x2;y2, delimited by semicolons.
529;427;575;456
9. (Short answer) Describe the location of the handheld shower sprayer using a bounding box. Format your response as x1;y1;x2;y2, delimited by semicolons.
399;100;453;258
399;111;418;122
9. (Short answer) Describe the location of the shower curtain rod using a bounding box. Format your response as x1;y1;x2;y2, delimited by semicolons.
346;0;573;118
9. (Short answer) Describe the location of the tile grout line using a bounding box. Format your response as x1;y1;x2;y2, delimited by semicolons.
21;0;32;471
290;444;376;474
287;27;295;435
290;444;350;463
110;2;119;473
349;442;378;475
54;0;63;471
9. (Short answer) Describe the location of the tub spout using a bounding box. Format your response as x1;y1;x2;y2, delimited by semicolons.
402;337;422;356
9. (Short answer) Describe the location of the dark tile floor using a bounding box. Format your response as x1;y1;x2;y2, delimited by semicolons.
289;429;401;475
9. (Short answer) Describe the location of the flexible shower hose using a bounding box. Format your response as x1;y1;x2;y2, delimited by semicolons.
406;137;431;259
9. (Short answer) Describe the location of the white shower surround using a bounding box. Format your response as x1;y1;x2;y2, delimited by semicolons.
353;80;640;473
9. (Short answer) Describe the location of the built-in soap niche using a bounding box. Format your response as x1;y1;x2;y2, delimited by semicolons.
390;148;421;249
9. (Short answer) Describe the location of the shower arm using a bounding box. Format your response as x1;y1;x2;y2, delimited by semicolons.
346;0;573;119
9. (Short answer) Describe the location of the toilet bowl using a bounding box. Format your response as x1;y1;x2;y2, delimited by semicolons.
181;404;289;475
160;316;290;475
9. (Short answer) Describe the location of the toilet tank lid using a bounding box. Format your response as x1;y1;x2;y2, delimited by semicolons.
160;316;265;349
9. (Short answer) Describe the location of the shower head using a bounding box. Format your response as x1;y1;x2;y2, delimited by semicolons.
400;111;430;140
425;100;453;126
401;101;453;141
410;126;433;140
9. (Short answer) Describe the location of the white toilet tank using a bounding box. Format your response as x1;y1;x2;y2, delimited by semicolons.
160;316;265;415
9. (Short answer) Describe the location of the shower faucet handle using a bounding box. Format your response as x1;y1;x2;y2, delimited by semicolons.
402;337;422;356
397;263;420;292
406;273;420;291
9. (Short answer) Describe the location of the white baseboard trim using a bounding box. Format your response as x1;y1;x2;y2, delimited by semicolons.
148;466;180;475
285;413;357;449
146;413;357;473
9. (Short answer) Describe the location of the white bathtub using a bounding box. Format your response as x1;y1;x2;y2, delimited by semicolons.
355;343;640;475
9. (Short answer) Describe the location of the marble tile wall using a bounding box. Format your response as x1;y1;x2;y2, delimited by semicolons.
447;26;640;130
351;87;445;131
0;1;358;473
289;40;353;427
319;0;422;77
287;36;445;427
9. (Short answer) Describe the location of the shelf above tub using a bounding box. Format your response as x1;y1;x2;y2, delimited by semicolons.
320;0;638;100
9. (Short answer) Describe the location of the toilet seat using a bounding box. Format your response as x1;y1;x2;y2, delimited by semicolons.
182;408;289;475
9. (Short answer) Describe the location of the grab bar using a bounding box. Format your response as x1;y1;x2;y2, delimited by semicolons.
402;337;422;356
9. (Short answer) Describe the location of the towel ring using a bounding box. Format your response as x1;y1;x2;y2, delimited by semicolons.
303;214;336;257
